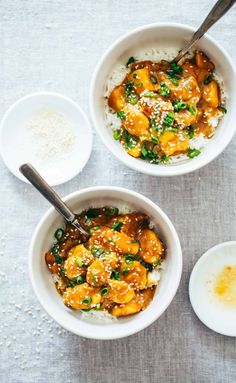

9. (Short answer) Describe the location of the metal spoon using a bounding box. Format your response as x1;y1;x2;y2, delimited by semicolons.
20;163;89;237
173;0;236;63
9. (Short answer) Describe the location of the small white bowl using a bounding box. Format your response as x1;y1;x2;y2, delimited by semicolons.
29;186;182;340
0;92;92;186
90;23;236;176
189;241;236;336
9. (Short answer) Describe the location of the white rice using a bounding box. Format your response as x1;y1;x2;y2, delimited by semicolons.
80;310;118;324
104;47;226;164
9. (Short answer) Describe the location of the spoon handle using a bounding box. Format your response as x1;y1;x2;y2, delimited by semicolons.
20;164;87;235
174;0;236;63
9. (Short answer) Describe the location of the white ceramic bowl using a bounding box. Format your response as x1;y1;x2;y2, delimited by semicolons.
90;23;236;176
29;186;182;339
0;92;92;186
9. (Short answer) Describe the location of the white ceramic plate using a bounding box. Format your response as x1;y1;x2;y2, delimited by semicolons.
189;241;236;336
0;92;92;186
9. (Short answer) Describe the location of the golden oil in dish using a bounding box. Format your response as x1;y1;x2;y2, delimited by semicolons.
214;265;236;308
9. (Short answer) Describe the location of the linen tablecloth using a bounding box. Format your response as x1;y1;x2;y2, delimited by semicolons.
0;1;236;382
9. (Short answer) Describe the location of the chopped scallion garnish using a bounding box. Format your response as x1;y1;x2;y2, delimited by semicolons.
187;148;201;158
111;221;123;231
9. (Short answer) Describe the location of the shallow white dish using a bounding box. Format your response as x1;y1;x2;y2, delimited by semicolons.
29;186;182;340
90;23;236;176
0;92;92;186
189;241;236;336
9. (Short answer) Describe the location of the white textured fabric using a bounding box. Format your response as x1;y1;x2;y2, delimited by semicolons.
0;1;236;382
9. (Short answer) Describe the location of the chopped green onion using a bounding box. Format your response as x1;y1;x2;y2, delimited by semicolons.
54;228;64;241
113;129;121;141
76;275;86;284
111;221;123;231
169;76;179;86
123;130;138;149
165;126;178;132
116;110;125;119
189;104;198;116
218;106;227;114
151;135;159;144
91;225;100;231
159;82;171;98
122;267;130;276
141;260;153;272
141;145;160;164
141;145;148;157
76;257;84;267
100;287;109;296
54;254;63;264
105;207;119;216
149;118;159;131
150;75;158;84
82;297;92;305
128;94;139;105
161;154;169;163
126;56;135;67
92;275;98;285
163;112;175;126
112;270;120;280
143;91;158;99
203;75;213;85
86;209;98;218
187;148;201;158
67;280;76;287
125;254;135;264
188;125;194;139
169;62;183;74
136;82;143;87
91;247;104;258
173;101;188;112
125;80;134;92
51;244;59;256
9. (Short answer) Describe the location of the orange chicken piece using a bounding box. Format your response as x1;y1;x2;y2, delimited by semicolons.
120;260;147;290
108;85;126;111
108;280;135;304
127;67;155;95
195;51;215;70
139;229;164;264
159;131;189;156
202;80;220;108
86;252;118;287
64;245;94;280
63;283;101;310
123;104;150;140
88;226;139;255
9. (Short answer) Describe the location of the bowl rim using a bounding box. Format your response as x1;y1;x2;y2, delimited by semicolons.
29;186;183;339
0;91;93;186
189;240;236;336
89;22;236;176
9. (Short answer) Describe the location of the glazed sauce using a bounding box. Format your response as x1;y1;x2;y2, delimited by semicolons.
214;265;236;308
